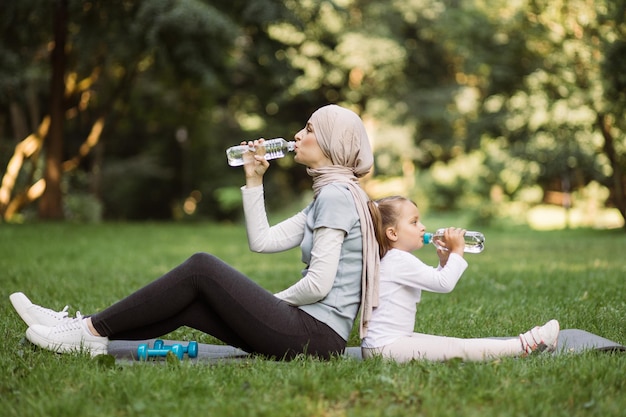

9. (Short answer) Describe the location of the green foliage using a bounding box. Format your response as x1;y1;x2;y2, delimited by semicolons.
0;0;624;226
138;0;239;86
0;0;52;100
1;222;625;416
64;193;103;223
100;155;175;219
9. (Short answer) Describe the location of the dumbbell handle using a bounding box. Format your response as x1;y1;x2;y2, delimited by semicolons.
137;344;184;360
152;340;198;358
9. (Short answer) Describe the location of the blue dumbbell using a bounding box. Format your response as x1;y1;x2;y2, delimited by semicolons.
152;340;199;358
137;343;184;360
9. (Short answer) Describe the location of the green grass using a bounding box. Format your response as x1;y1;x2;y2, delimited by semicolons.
1;221;625;417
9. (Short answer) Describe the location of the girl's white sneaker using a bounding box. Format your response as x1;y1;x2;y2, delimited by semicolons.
520;319;560;356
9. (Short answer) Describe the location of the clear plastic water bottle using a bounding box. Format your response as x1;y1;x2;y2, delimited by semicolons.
423;229;485;253
226;138;296;166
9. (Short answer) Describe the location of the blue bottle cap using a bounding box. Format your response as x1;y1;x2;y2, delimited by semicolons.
423;233;432;244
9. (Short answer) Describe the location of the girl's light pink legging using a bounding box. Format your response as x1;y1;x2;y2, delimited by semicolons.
362;332;523;362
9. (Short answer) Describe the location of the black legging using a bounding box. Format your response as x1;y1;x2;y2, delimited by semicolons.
90;252;346;360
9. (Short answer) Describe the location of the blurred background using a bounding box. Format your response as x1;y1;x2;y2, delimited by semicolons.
0;0;624;230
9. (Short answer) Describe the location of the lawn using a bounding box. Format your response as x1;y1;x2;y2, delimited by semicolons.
1;221;625;417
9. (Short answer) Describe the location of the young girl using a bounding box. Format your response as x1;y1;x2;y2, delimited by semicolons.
10;104;379;360
362;195;559;362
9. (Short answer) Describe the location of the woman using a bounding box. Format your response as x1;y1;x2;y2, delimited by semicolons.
10;104;379;360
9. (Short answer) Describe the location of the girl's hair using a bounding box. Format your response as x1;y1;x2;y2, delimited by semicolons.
367;196;417;258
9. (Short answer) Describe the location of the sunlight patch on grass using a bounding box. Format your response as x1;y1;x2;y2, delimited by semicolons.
527;205;624;230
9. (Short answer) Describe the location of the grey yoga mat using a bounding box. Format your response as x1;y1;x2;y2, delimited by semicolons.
107;329;624;363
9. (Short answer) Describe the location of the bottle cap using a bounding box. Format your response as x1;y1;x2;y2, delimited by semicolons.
423;233;432;244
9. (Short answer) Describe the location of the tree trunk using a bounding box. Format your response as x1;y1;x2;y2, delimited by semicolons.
597;113;626;229
39;0;68;220
9;99;29;142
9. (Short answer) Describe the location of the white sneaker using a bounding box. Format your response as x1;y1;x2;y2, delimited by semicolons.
10;292;72;327
26;313;108;356
520;319;560;356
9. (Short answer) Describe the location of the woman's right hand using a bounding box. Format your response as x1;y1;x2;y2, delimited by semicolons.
243;139;270;187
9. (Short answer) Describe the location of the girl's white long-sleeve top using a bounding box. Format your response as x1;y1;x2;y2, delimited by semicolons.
361;248;468;348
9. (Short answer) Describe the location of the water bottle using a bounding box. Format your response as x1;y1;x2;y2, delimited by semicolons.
423;229;485;253
226;138;296;166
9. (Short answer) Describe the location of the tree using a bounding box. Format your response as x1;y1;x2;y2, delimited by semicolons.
38;0;68;219
2;0;623;227
0;0;287;221
369;0;626;227
491;0;626;227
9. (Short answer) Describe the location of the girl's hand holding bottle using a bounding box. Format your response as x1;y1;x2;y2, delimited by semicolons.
434;227;466;266
443;228;467;255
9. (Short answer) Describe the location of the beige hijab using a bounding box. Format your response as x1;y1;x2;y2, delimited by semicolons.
307;104;379;338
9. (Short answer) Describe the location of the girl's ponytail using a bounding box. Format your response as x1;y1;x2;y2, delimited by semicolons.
368;196;416;258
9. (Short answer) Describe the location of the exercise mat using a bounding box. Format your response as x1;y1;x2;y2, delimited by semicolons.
107;329;624;363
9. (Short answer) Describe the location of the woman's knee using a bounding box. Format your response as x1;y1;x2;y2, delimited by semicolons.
186;252;221;270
